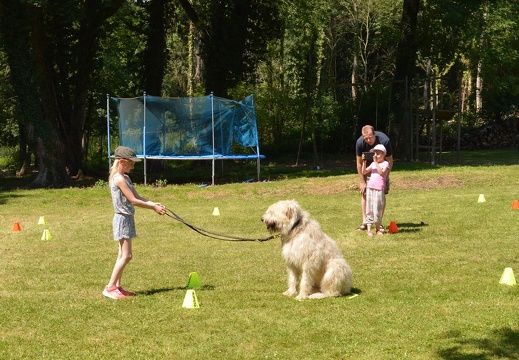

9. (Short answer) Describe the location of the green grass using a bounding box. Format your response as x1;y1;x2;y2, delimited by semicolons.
1;150;519;359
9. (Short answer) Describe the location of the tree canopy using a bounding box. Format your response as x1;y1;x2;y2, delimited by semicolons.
0;0;518;187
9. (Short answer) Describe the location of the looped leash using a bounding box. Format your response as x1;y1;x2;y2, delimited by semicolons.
164;207;278;242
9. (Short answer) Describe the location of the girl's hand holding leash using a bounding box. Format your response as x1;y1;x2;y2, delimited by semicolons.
153;203;166;215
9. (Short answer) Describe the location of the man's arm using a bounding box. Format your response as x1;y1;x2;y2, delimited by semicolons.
357;155;367;194
386;155;393;172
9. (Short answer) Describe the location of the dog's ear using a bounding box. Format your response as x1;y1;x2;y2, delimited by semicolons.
284;203;299;223
284;206;294;221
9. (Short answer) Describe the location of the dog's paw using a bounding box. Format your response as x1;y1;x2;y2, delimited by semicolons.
283;290;298;297
308;292;330;299
295;294;309;300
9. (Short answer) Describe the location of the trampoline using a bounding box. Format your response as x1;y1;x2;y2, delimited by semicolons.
107;93;265;185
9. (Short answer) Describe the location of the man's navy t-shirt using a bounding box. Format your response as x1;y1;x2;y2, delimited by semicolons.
355;131;393;158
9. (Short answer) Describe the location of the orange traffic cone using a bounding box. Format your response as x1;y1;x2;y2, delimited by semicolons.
512;200;519;209
388;221;399;233
12;222;22;232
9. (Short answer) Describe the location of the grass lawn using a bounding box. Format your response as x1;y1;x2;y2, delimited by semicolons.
1;150;518;359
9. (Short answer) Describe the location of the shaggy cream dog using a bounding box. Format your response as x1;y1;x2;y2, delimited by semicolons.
261;200;353;300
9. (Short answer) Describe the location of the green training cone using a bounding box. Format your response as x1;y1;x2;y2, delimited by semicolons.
186;272;201;289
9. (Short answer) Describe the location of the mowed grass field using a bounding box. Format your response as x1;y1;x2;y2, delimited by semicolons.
1;150;519;359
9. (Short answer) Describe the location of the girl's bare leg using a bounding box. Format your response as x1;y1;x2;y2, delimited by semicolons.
107;238;133;288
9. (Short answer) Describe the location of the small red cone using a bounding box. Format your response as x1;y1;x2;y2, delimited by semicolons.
512;200;519;209
388;221;399;233
12;222;22;232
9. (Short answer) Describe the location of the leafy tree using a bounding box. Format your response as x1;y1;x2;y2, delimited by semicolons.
0;50;18;149
181;0;282;97
2;0;519;184
0;0;124;187
336;0;401;138
477;0;519;120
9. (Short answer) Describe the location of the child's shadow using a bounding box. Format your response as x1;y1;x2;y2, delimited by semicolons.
138;284;216;296
396;221;427;233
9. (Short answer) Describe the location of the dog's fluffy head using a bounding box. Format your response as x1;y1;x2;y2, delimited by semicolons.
261;200;303;235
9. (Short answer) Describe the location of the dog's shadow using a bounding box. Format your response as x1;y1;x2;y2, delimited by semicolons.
138;285;360;299
137;284;216;296
348;287;362;296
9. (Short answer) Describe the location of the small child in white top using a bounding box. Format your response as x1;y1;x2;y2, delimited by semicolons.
361;144;390;237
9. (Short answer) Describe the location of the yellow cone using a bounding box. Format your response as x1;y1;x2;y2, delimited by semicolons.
38;216;46;225
186;272;201;289
41;229;52;240
478;194;486;203
499;267;517;286
182;289;200;308
212;207;220;216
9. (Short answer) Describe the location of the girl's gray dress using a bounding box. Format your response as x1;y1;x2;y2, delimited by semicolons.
111;173;137;241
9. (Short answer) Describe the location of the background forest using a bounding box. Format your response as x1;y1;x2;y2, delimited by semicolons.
0;0;518;187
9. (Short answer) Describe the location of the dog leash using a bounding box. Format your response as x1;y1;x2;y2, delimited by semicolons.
164;207;278;242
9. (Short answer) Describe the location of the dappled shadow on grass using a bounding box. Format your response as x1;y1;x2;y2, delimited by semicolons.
438;327;519;359
394;222;427;233
137;284;216;296
437;148;519;167
0;193;23;205
2;149;519;189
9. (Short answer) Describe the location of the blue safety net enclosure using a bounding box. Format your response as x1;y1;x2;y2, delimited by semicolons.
107;94;265;185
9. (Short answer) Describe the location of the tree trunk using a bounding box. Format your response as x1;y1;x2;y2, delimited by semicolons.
65;0;125;176
476;58;483;112
351;1;359;103
389;0;420;158
143;0;170;96
16;117;30;176
296;29;318;166
0;1;67;187
28;5;69;188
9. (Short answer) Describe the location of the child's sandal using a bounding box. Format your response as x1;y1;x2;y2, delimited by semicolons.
356;223;367;231
376;230;384;236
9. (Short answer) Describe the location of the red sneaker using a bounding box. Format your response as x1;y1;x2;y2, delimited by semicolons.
103;286;126;299
117;286;136;297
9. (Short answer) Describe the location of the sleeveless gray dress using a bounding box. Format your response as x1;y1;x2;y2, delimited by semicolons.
111;173;137;241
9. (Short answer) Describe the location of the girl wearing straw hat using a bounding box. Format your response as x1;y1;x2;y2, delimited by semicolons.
103;146;166;299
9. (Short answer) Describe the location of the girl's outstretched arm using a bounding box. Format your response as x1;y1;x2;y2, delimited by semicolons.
114;176;166;215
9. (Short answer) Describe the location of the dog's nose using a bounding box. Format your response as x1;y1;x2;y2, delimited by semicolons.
261;216;264;222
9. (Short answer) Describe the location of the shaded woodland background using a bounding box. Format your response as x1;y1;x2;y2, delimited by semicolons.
0;0;518;187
